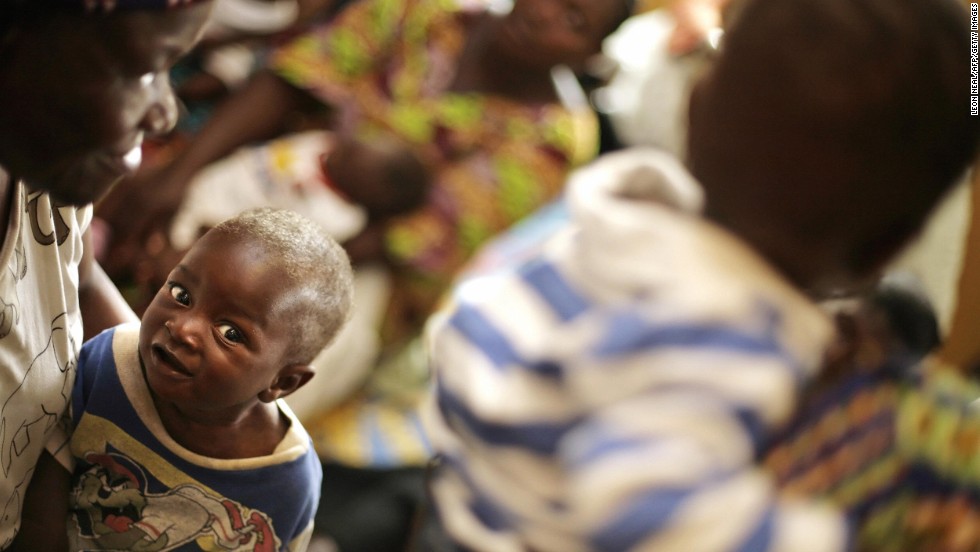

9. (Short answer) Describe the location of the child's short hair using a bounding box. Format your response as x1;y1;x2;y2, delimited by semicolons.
688;0;980;281
212;208;354;364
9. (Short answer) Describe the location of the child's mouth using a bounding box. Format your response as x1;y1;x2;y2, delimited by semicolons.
152;343;193;377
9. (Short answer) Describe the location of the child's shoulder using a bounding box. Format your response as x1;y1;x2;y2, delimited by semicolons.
77;322;141;391
275;399;316;452
81;321;139;356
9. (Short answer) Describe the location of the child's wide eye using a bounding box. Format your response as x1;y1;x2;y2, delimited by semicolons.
168;284;190;306
218;323;245;344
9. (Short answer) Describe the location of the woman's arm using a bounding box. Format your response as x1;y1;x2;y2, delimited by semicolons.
7;451;71;552
78;227;137;340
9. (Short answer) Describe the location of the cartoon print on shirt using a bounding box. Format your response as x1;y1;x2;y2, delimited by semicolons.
0;458;37;550
0;213;26;341
71;452;280;551
0;298;15;341
0;312;75;475
26;192;70;247
9;237;25;282
0;188;80;547
0;313;76;547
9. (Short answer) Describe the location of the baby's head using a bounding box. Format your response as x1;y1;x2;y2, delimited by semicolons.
322;133;431;220
687;0;980;296
139;208;354;414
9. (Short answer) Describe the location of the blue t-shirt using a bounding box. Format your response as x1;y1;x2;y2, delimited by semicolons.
68;323;321;551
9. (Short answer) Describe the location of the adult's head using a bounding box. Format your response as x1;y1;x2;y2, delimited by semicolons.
488;0;635;72
687;0;980;296
0;0;213;206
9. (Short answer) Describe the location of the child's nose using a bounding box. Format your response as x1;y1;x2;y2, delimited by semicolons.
165;316;203;350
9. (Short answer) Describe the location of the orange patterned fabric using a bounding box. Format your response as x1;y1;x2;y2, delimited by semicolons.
764;357;980;552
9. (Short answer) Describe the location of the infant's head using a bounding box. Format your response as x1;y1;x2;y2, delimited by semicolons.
687;0;980;295
322;133;431;220
139;208;354;410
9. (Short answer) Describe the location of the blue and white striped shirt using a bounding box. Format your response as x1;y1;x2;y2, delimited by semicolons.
425;149;847;552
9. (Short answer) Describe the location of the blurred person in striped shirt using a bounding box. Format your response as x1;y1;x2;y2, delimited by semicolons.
423;0;980;549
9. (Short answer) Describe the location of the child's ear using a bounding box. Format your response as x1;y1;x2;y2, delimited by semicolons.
259;365;315;403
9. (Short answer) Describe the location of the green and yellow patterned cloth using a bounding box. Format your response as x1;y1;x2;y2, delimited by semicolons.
764;356;980;552
270;0;597;338
269;0;598;468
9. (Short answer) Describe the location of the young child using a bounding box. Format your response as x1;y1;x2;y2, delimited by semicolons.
16;208;354;551
423;0;979;549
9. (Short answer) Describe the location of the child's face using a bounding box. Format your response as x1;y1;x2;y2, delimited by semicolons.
0;5;210;206
138;231;301;420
